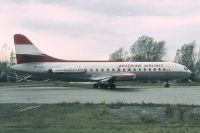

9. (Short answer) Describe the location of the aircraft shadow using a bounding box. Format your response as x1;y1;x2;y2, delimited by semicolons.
98;87;144;92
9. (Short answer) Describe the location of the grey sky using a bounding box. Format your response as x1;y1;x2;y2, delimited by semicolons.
0;0;200;60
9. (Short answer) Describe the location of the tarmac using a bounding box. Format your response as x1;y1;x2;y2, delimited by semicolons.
0;85;200;105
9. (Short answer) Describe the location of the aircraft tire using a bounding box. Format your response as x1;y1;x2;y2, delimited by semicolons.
165;83;170;88
93;84;99;89
100;84;108;89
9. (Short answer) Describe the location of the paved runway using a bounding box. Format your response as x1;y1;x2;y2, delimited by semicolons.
0;85;200;105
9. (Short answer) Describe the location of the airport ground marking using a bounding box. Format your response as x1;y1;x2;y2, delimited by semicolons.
18;105;42;112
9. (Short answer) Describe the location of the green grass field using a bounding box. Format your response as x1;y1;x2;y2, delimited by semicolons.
0;103;200;133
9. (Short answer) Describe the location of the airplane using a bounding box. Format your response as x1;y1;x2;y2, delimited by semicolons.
11;34;192;89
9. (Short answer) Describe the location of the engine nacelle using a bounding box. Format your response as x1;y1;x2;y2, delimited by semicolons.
49;66;86;74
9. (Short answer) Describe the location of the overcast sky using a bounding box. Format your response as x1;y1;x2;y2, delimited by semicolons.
0;0;200;61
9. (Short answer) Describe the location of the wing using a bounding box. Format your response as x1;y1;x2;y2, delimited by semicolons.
91;72;136;82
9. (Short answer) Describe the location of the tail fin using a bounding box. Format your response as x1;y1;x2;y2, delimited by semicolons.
14;34;66;64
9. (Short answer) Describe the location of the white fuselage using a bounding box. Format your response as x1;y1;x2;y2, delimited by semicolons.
12;62;192;82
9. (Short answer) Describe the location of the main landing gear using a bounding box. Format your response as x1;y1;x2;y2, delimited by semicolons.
93;83;116;89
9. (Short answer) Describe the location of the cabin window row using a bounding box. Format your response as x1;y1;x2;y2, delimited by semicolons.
89;68;168;72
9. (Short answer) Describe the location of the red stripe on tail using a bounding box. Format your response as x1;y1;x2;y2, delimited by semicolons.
14;34;33;45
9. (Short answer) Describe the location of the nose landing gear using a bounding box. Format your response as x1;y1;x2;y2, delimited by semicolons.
164;80;170;88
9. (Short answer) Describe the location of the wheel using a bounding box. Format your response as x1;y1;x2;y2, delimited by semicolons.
165;83;170;88
93;84;99;88
100;84;108;89
110;84;116;89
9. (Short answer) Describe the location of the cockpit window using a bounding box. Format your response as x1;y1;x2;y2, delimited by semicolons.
184;67;189;70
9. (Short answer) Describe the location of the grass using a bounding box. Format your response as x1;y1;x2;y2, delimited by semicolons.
0;103;200;133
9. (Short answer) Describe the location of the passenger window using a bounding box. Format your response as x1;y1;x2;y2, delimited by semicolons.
144;68;146;71
90;68;93;72
107;68;109;71
101;68;104;71
123;68;126;71
133;68;136;71
139;68;141;71
96;69;98;72
128;68;131;71
149;68;151;71
154;68;156;71
158;68;161;71
163;68;166;71
112;68;115;71
118;68;121;71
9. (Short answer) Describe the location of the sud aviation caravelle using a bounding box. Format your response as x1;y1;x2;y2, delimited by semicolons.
11;34;192;89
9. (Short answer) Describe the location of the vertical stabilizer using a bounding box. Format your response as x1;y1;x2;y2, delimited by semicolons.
14;34;66;64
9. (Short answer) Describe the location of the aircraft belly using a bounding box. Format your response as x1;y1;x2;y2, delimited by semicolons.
135;72;186;80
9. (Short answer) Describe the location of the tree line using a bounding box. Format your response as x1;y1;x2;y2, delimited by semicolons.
109;35;200;81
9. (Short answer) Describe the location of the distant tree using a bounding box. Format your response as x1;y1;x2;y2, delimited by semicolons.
0;61;10;82
109;47;129;62
10;50;16;66
0;43;11;63
130;36;166;62
174;41;200;80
